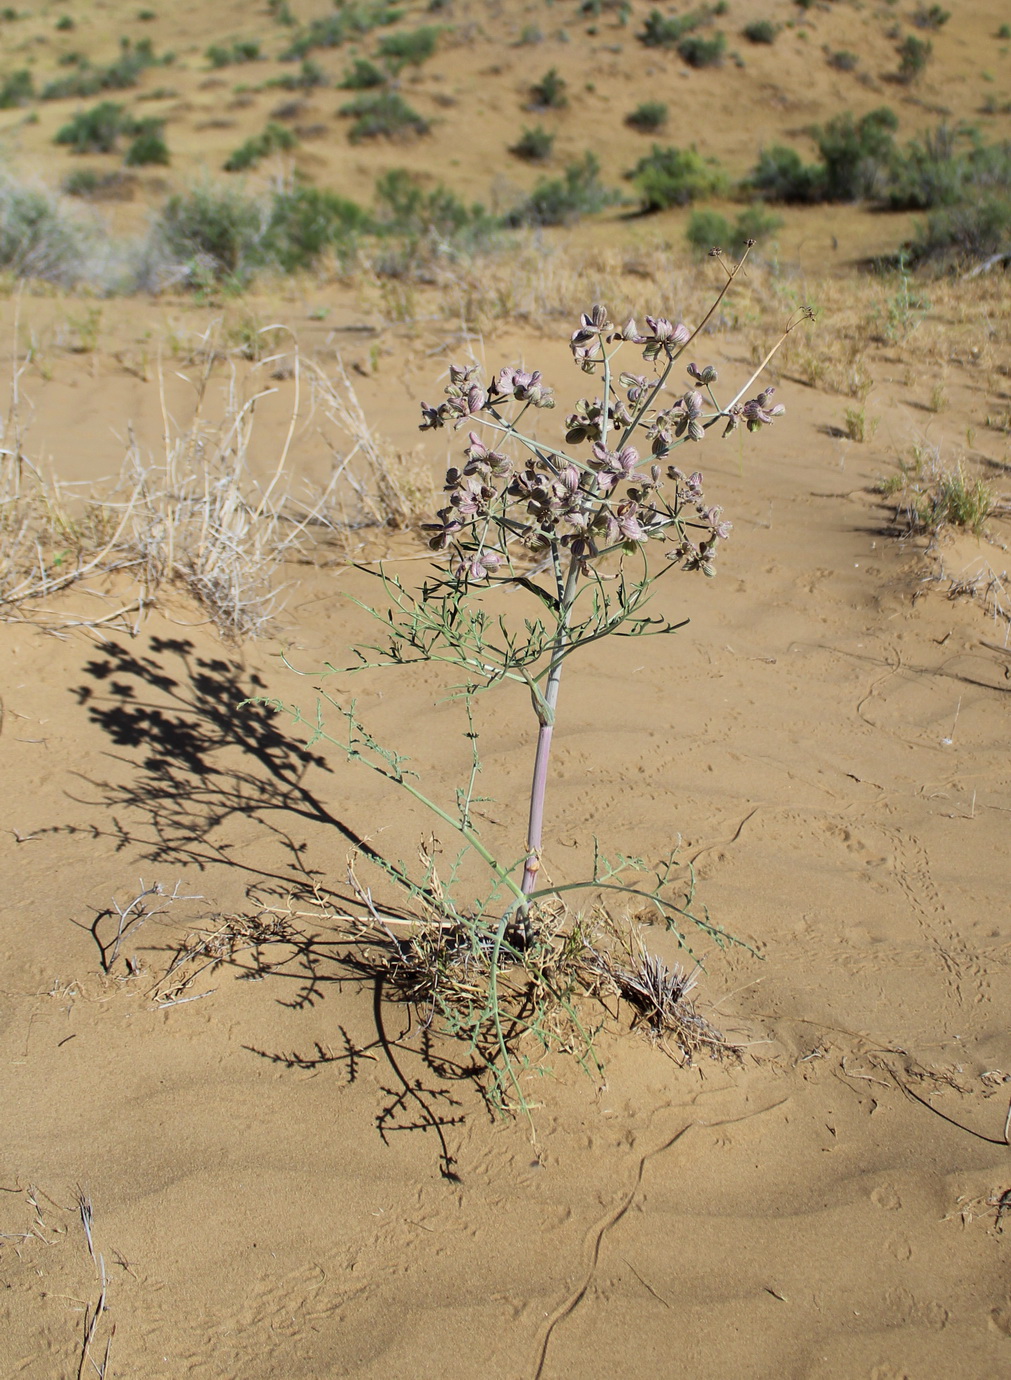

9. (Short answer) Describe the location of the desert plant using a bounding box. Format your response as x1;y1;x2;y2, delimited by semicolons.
0;68;33;108
206;39;261;68
506;152;616;226
742;19;777;43
745;144;824;202
879;449;995;538
827;48;859;71
339;90;429;141
223;122;297;172
339;57;387;89
267;185;371;270
275;58;329;90
627;144;728;211
913;4;949;30
124;121;169;166
638;6;712;47
814;106;898;200
735;202;783;242
373;167;495;250
252;270;807;1112
152;184;269;286
376;25;440;72
55;101;132;154
896;33;932;83
686;208;732;254
509;125;554;161
911;194;1011;264
843;405;878;443
625;100;668;133
0;177;88;284
528;67;567;109
41;36;169;99
678;32;726;66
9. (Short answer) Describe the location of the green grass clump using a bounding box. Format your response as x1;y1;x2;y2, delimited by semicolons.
638;6;712;47
281;3;401;59
55;102;132;154
374;167;494;242
266;185;370;270
912;4;949;30
275;58;328;90
0;68;33;108
686;202;783;255
896;33;932;83
627;144;727;211
124;122;169;166
827;49;859;71
223;123;297;172
911;195;1011;264
339;91;429;142
748;107;898;203
529;67;567;109
743;20;777;43
41;37;169;99
376;25;440;73
339;57;386;89
880;452;994;537
206;40;261;69
678;32;726;66
625;100;667;132
509;125;554;161
506;151;617;226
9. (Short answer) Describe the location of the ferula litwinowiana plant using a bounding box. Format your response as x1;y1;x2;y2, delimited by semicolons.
258;248;807;1099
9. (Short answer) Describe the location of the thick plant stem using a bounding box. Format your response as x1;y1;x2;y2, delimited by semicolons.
520;556;579;903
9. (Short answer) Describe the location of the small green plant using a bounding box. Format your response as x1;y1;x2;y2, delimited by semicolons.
913;4;949;30
137;9;157;20
686;208;731;255
339;57;387;89
376;25;440;73
268;0;295;23
124;122;169;166
55;101;132;154
743;20;777;43
252;267;805;1113
0;68;33;108
929;383;947;413
223;122;297;172
843;405;878;443
339;90;429;142
627;144;728;211
678;32;726;66
896;33;932;83
510;125;554;161
998;23;1011;40
529;67;567;109
506;151;617;226
154;184;268;286
518;23;543;44
206;40;261;69
736;202;783;242
276;58;329;90
625;100;667;133
639;6;712;47
55;13;74;30
827;49;859;71
41;36;169;99
880;251;930;341
880;449;994;538
266;185;370;270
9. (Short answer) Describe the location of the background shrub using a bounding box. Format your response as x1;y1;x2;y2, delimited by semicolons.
0;178;88;284
340;58;386;89
206;40;261;69
743;20;777;44
266;185;370;270
154;184;268;284
55;102;131;154
510;126;554;161
625;100;667;133
223;123;297;172
0;69;33;108
528;68;567;109
896;34;932;83
276;58;328;90
339;91;429;142
628;144;727;211
376;26;439;73
506;152;616;226
678;33;726;67
124;120;169;166
639;7;711;48
685;207;732;254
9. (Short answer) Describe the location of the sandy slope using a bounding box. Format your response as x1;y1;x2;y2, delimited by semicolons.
1;282;1010;1378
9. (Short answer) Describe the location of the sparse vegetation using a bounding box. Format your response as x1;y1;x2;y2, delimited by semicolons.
626;100;668;133
742;20;777;44
40;36;170;99
0;68;33;108
339;90;429;142
912;4;949;31
376;25;440;73
223;123;297;173
506;151;616;226
896;33;932;83
879;448;995;538
125;122;170;166
510;125;554;162
55;102;135;155
528;67;568;109
678;32;726;67
206;40;261;69
628;144;728;211
339;57;387;89
638;6;713;48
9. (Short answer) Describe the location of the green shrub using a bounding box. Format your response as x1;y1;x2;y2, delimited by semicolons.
266;185;370;270
736;202;784;242
339;58;386;89
137;10;157;20
206;40;261;69
506;151;617;226
678;32;726;66
743;20;777;43
896;33;932;82
686;208;732;254
276;58;328;90
627;143;727;211
827;49;859;71
124;122;169;166
223;122;297;172
62;167;135;198
339;91;429;142
0;68;33;108
998;23;1011;40
376;26;439;73
625;100;667;132
529;67;567;109
638;7;711;47
814;106;898;200
374;167;494;241
912;4;949;30
912;194;1011;263
510;125;554;161
56;14;74;30
55;101;131;154
41;37;168;99
281;3;401;59
0;177;88;284
155;184;267;284
745;144;823;202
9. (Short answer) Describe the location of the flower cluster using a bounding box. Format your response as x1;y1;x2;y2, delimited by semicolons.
418;301;785;582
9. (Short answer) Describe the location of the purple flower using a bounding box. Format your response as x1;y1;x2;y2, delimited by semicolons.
740;387;785;432
456;548;503;582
